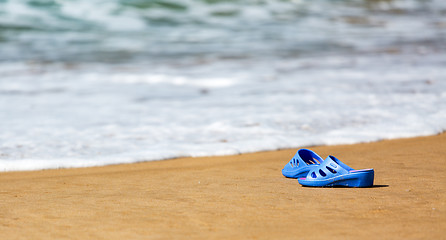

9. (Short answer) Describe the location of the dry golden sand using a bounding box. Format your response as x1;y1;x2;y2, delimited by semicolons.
0;133;445;239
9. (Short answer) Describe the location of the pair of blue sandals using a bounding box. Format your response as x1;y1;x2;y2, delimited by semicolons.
282;149;374;187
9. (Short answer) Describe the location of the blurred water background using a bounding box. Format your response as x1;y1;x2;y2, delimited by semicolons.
0;0;445;170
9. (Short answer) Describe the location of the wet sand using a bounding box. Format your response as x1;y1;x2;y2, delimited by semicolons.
0;133;445;239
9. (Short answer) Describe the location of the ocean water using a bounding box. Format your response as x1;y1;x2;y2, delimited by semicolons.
0;0;445;171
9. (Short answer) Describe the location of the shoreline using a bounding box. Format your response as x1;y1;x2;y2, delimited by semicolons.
1;133;445;239
3;132;444;173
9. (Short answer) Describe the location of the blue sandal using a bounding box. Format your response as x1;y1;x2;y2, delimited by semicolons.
282;149;323;178
298;155;374;187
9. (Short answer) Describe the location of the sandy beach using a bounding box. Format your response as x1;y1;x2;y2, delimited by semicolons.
0;133;445;239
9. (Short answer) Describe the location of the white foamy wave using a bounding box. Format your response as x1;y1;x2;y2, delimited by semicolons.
1;0;445;171
1;50;445;171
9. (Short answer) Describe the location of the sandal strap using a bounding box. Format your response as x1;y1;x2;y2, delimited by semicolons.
307;155;353;180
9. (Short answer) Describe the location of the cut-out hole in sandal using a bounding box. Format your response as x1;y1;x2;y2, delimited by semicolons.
319;169;327;177
326;166;337;174
290;159;299;168
311;172;316;178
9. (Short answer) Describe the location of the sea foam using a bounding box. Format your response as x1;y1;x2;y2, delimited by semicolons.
0;0;445;171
